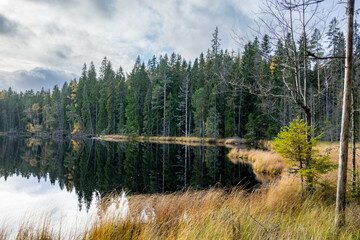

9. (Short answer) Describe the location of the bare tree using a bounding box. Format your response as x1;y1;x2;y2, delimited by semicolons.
335;0;355;228
248;0;327;189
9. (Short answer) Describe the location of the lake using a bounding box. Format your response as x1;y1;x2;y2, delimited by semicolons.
0;136;259;236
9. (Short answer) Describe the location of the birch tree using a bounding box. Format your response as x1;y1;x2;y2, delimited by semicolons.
335;0;355;228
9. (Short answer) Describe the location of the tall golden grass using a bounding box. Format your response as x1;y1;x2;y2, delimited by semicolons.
228;148;285;175
227;141;358;177
83;176;360;239
100;135;229;147
1;176;360;239
1;141;360;239
81;141;359;239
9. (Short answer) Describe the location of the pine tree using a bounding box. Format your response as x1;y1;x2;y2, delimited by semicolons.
125;57;150;135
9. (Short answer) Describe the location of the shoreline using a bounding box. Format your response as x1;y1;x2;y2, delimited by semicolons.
0;132;248;147
2;176;359;239
98;135;247;147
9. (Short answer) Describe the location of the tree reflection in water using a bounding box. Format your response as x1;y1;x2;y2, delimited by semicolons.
0;136;260;211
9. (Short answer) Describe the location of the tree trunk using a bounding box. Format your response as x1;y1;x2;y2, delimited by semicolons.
95;103;98;135
185;77;188;138
189;112;192;137
300;104;312;190
163;80;166;137
184;144;187;189
238;89;242;137
351;89;356;194
335;0;354;228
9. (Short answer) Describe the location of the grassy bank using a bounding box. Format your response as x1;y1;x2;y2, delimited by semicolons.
228;148;285;175
85;177;360;240
3;176;360;240
227;141;357;177
3;141;360;239
99;135;246;147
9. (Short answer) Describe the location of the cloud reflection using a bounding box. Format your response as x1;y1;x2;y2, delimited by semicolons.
0;175;97;237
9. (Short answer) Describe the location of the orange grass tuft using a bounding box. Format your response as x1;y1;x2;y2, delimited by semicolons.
82;176;360;239
228;148;285;175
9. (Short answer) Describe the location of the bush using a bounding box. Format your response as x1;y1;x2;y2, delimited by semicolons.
272;117;337;188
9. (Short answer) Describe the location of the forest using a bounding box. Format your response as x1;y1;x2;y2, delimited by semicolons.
1;0;360;238
0;137;256;211
0;17;358;143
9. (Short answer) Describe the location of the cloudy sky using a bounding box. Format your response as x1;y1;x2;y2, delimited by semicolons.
0;0;354;92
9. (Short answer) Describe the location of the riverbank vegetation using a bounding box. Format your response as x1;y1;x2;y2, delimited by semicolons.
0;0;359;238
0;136;357;239
2;174;360;240
99;135;229;147
228;148;285;175
84;177;360;240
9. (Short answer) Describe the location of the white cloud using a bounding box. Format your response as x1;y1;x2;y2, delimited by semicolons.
0;176;98;238
0;0;257;76
0;68;78;92
0;0;353;92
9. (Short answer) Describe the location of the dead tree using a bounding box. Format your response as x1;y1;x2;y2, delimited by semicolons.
335;0;355;228
252;0;326;189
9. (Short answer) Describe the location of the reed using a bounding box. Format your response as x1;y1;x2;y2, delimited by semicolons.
81;176;360;239
100;135;228;147
1;176;360;239
2;141;360;239
228;148;285;175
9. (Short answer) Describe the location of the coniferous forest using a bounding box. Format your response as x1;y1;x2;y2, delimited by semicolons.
2;0;360;238
0;20;359;143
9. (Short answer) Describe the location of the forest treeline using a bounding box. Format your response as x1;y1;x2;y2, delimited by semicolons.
0;20;359;141
0;137;255;210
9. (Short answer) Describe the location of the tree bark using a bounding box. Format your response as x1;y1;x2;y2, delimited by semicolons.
335;0;354;228
163;79;166;137
351;89;356;193
185;77;188;138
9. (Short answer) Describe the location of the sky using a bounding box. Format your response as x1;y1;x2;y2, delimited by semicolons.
0;175;99;238
0;0;356;92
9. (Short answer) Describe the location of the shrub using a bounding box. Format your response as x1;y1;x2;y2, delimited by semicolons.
272;117;337;188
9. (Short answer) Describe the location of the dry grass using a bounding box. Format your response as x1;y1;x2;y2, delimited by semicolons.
228;148;285;175
0;216;59;240
316;141;360;184
224;137;246;145
227;141;359;177
1;176;360;239
2;141;360;239
0;229;7;240
100;135;228;147
81;176;360;240
0;213;83;240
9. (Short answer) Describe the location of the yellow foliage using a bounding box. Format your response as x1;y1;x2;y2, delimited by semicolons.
69;80;78;92
32;103;40;113
26;123;35;133
29;158;38;167
71;122;82;135
71;139;81;152
70;93;77;102
69;80;78;102
270;57;276;75
25;138;41;147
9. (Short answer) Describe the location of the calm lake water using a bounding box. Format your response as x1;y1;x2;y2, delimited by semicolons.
0;136;259;235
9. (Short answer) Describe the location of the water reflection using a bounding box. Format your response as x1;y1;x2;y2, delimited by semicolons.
0;175;98;239
0;136;259;211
